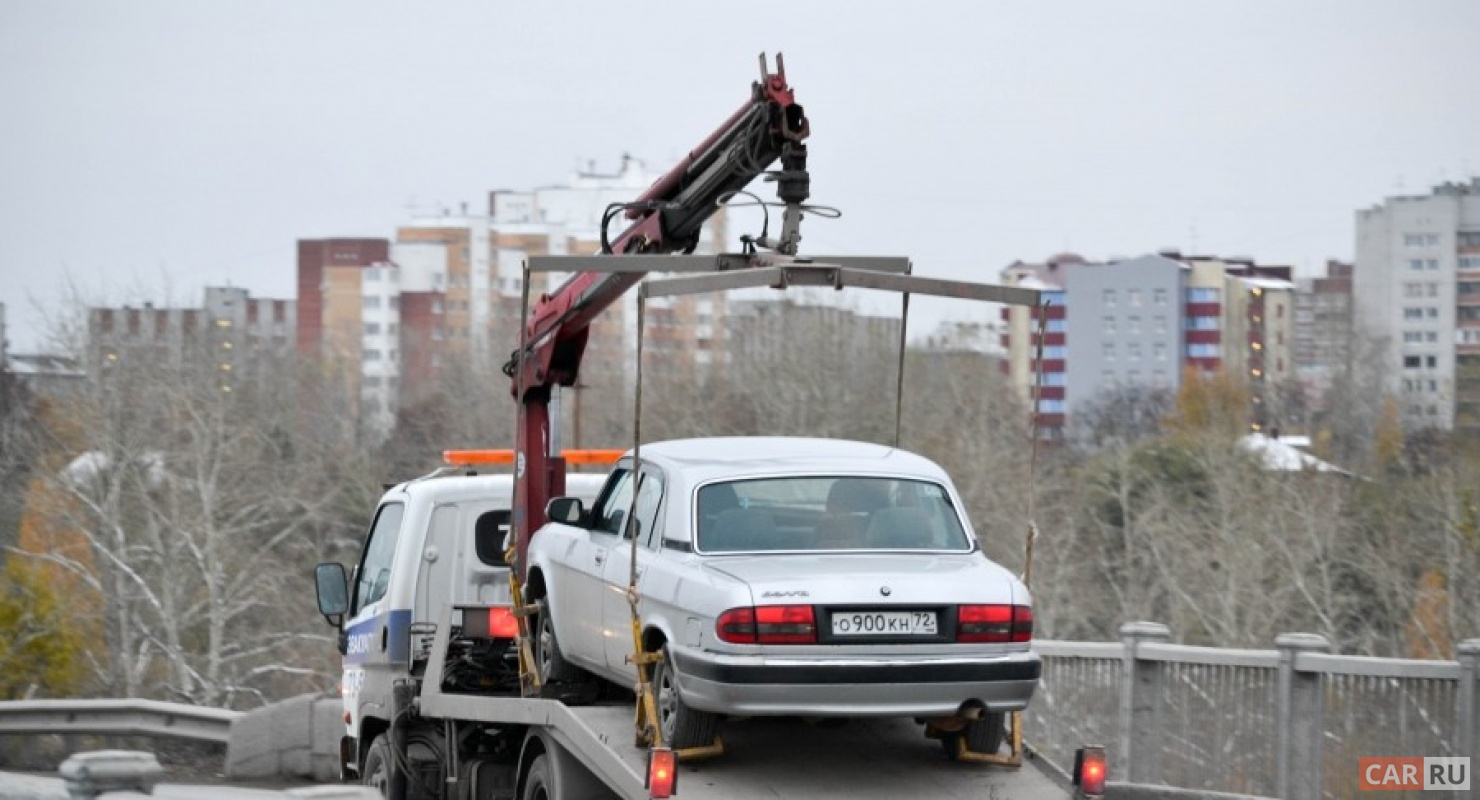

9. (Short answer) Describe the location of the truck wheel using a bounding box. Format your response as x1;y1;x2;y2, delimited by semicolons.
522;753;553;800
362;734;391;795
653;646;719;750
535;605;586;684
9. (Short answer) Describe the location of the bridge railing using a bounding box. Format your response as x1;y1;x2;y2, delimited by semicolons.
0;698;240;744
1025;622;1480;799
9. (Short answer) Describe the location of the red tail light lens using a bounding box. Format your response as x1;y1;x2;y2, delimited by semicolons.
958;604;1032;643
1011;605;1033;643
755;605;817;644
716;608;757;643
716;606;816;644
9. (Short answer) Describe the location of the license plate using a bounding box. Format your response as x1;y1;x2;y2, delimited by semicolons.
831;610;938;636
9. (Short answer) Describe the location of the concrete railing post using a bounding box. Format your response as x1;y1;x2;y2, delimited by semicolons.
1275;632;1329;800
1459;639;1480;766
1118;621;1170;784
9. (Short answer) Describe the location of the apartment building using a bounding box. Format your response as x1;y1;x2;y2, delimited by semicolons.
1294;260;1354;407
1354;178;1480;431
87;287;295;389
1000;252;1296;437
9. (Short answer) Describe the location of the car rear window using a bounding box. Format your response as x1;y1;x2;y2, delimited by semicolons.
696;476;970;553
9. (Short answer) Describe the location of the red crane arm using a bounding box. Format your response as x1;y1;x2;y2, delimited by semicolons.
508;56;810;576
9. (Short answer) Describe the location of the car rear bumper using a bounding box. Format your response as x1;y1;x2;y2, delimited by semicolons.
669;649;1040;717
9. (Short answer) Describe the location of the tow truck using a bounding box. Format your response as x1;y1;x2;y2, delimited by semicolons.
314;54;1093;800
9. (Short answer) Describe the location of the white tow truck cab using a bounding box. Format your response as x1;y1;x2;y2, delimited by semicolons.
314;455;607;798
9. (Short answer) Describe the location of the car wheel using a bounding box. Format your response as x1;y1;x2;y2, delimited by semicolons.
535;602;586;684
653;645;719;750
362;734;391;796
521;753;552;800
942;712;1005;759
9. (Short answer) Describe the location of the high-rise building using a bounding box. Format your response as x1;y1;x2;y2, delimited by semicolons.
87;288;295;389
1294;260;1354;407
300;157;731;438
1353;178;1480;431
1000;252;1296;437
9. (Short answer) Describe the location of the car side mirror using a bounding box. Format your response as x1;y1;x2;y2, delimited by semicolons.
314;562;348;629
547;497;588;527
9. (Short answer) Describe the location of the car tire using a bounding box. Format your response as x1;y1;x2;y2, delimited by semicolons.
521;753;552;800
535;602;587;684
653;645;720;750
942;712;1005;759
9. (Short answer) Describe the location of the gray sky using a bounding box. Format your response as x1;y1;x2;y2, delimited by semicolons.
2;1;1478;352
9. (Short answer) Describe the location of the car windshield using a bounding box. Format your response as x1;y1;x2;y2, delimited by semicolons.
696;476;971;553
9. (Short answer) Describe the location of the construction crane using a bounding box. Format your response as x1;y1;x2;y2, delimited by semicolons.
501;54;810;579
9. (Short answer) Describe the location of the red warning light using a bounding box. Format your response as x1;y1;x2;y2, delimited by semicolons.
1074;745;1107;796
646;747;676;798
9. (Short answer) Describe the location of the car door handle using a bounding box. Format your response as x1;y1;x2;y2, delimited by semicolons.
594;551;605;566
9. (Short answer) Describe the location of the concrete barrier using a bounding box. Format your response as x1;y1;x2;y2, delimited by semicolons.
225;694;340;783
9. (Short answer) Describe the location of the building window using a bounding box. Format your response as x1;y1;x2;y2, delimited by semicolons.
1127;342;1142;360
1188;343;1218;358
1427;307;1440;319
432;299;444;314
1042;290;1066;306
1427;283;1440;297
1103;316;1116;334
1404;331;1423;344
1404;283;1423;298
1186;316;1220;330
1127;369;1141;383
1128;289;1142;307
1042;372;1066;387
1041;345;1066;359
1427;355;1438;368
364;296;381;310
1408;259;1426;271
365;323;380;335
1127;315;1142;334
1038;399;1065;414
1154;315;1167;334
1153;288;1168;305
1427;259;1440;271
1153;342;1168;361
1427;331;1438;342
1103;289;1117;307
1046;319;1066;333
365;349;382;361
1103;342;1116;360
1404;307;1423;320
1186;287;1221;303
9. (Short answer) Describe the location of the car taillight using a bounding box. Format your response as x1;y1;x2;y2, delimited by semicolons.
716;608;757;643
1012;604;1033;643
958;604;1032;643
755;605;816;644
716;606;816;644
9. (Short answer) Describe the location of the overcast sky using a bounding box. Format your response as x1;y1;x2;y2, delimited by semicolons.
2;1;1478;352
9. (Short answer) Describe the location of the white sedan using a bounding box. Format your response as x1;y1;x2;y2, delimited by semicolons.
524;437;1039;752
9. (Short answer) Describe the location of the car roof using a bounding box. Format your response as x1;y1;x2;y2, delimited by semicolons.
630;437;950;483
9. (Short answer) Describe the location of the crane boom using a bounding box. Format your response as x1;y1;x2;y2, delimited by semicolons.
507;54;810;576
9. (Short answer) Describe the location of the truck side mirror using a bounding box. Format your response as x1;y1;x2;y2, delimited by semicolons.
314;562;349;628
547;497;588;527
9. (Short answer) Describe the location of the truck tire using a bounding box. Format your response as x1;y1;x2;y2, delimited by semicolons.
362;734;391;795
536;605;586;684
653;646;719;750
522;753;553;800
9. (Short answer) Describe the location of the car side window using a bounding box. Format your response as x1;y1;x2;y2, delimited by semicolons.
592;469;633;535
353;502;405;615
633;470;665;548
